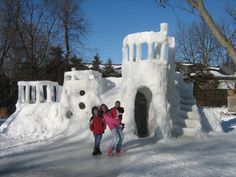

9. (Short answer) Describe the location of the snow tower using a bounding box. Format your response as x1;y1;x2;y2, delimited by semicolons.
121;23;202;138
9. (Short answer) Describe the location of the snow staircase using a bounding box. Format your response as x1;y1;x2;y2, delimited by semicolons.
179;82;202;137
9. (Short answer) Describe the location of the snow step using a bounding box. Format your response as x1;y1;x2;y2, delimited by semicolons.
183;127;201;137
180;111;188;119
180;104;193;112
180;98;195;105
175;118;186;127
180;94;194;100
185;119;201;128
180;110;201;120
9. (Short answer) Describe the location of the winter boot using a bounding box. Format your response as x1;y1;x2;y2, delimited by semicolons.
107;147;113;157
116;149;125;155
97;147;102;155
92;147;98;156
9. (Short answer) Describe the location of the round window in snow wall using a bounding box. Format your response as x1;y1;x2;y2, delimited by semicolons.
79;90;85;96
79;102;86;110
65;111;73;119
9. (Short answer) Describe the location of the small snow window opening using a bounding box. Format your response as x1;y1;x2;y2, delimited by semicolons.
29;86;32;103
54;86;57;102
160;43;169;61
133;44;137;62
79;90;85;96
79;102;86;110
65;111;73;119
74;75;80;80
141;43;148;60
66;75;72;81
23;86;26;103
43;85;47;102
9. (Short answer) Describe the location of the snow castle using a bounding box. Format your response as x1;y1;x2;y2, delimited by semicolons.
0;23;204;140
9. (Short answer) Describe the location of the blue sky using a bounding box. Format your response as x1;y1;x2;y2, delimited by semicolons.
83;0;235;64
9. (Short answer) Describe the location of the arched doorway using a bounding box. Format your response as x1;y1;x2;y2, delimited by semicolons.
134;87;152;137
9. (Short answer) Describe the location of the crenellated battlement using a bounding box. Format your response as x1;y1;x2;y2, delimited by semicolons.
17;81;60;105
122;23;175;65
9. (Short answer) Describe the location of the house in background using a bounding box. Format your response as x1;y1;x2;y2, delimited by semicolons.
176;62;236;110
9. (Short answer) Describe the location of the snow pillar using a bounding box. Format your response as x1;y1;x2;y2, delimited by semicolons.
160;23;168;61
129;45;134;62
122;47;125;61
136;44;142;61
160;23;168;34
124;46;129;61
160;43;167;61
36;84;42;103
148;43;152;59
47;85;52;102
18;84;23;103
25;84;30;103
168;37;175;69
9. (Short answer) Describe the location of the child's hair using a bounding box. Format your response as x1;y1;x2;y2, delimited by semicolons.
91;106;99;116
100;104;109;113
115;100;120;104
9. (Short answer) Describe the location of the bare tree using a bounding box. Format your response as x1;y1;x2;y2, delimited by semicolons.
177;22;200;64
0;0;14;74
177;20;226;67
225;5;236;47
157;0;236;64
0;0;57;80
15;0;56;67
48;0;88;62
177;19;224;66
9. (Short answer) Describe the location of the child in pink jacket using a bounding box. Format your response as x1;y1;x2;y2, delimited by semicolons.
100;104;124;156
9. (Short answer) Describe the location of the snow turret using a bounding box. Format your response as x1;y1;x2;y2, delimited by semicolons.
120;23;176;139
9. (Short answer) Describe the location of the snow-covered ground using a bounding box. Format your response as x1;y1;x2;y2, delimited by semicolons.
0;108;236;177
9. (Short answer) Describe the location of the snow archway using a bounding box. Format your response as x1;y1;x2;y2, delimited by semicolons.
134;87;152;137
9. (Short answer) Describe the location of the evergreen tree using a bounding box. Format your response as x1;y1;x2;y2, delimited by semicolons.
41;46;69;84
91;53;102;72
49;47;64;62
103;58;115;77
71;55;88;70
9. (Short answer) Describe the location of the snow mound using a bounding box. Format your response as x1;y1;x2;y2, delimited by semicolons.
0;103;69;140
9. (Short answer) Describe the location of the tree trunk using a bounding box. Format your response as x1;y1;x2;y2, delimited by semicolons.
187;0;236;63
64;24;70;62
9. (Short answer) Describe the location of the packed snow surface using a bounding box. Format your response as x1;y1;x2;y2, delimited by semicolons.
0;107;236;177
